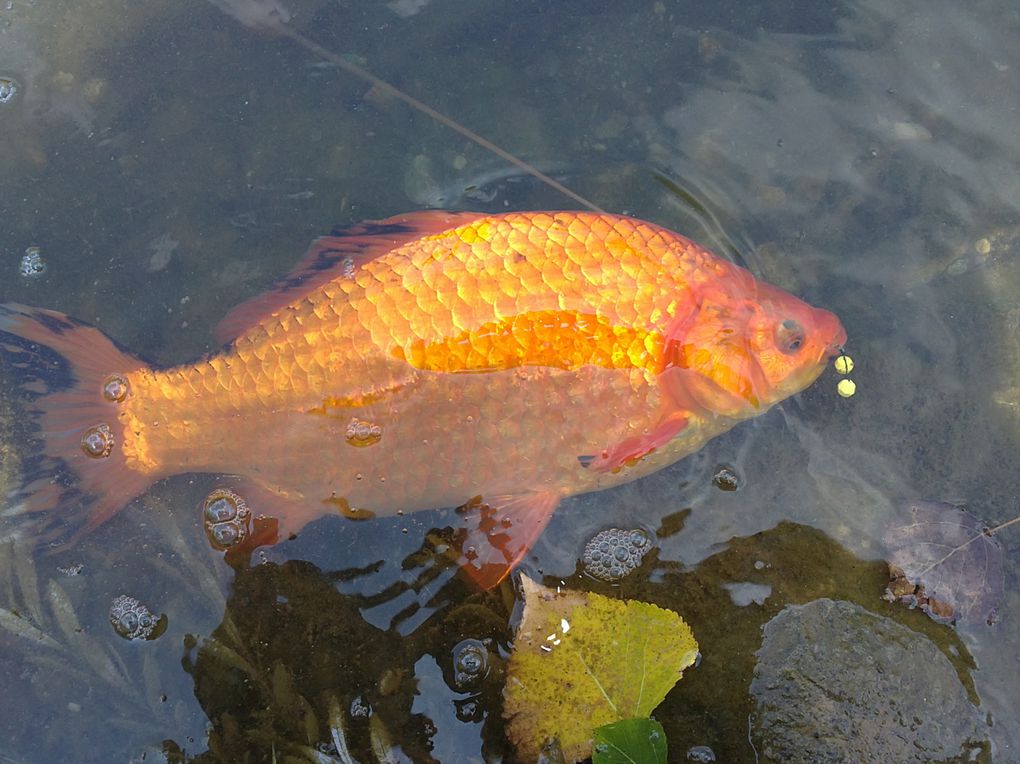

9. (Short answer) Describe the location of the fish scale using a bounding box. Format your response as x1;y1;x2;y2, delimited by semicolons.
0;210;845;587
115;211;808;498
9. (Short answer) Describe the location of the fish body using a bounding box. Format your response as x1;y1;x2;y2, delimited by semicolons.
0;211;845;586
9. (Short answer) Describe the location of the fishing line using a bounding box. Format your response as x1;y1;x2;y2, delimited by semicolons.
210;2;604;213
653;172;753;266
211;3;790;298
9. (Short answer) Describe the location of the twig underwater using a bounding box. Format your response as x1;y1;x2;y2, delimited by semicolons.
914;512;1020;579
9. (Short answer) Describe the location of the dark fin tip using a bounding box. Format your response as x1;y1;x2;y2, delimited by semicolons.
0;303;152;549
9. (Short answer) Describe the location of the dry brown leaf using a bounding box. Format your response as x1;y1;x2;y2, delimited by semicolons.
883;500;1004;625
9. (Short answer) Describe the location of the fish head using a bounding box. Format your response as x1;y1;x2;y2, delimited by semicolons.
662;264;847;418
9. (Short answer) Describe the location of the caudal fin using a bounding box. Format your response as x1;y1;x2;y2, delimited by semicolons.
0;304;154;545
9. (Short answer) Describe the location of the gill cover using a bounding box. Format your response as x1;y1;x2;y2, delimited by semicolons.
661;263;843;417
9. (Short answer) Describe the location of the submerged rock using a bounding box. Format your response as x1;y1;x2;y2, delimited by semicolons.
750;598;987;763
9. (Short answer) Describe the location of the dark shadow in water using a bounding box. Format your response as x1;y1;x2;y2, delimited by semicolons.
171;537;516;763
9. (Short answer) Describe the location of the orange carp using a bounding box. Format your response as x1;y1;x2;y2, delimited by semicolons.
0;211;845;587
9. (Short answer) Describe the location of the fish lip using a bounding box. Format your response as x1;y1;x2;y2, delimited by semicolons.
821;317;848;359
825;338;847;359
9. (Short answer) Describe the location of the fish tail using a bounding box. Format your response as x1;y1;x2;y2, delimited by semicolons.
0;303;152;546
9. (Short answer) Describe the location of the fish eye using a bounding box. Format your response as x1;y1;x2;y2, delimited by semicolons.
776;319;805;355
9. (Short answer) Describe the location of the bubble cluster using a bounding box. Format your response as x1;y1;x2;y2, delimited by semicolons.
19;246;46;278
452;639;489;689
582;527;652;581
345;417;382;447
80;423;114;458
0;76;18;104
109;595;163;641
202;488;252;550
349;696;372;719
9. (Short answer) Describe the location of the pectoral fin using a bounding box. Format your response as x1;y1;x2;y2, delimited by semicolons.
454;491;560;589
578;412;689;473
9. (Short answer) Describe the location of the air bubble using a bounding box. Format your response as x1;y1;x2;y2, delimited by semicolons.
582;527;653;582
345;417;382;447
121;610;140;633
102;373;130;402
80;423;114;458
109;594;164;641
452;639;489;689
686;745;717;762
210;523;240;547
19;246;46;278
204;496;238;523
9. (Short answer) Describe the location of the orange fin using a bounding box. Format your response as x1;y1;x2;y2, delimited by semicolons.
0;304;152;545
223;513;281;568
578;412;689;473
213;211;483;345
454;491;560;589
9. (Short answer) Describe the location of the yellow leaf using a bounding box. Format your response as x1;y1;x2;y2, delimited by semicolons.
504;575;698;762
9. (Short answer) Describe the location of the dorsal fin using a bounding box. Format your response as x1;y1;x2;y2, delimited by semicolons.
213;211;482;345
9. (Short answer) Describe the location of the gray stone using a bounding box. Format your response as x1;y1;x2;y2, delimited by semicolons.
750;599;987;763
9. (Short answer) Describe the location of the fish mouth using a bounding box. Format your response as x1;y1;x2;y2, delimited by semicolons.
817;310;848;361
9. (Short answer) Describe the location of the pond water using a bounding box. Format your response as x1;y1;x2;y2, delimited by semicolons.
1;0;1018;761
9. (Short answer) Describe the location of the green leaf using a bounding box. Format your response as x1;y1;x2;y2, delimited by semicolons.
503;575;698;762
593;718;667;764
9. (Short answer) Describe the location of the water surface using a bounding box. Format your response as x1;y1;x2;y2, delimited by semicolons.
1;0;1018;761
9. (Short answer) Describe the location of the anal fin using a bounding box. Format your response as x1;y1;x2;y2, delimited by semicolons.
454;491;560;590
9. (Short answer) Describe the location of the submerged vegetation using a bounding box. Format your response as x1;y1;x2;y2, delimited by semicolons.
0;505;994;761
